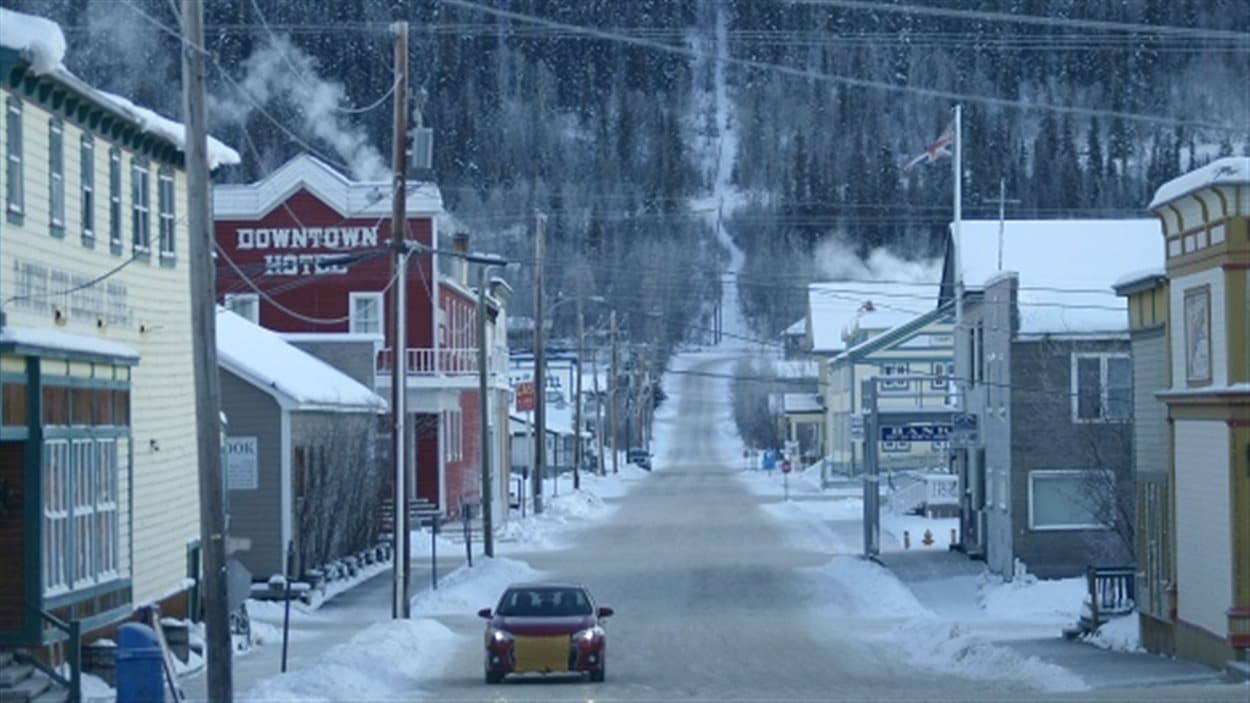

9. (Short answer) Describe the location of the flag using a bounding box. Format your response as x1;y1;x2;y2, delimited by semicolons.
902;123;955;172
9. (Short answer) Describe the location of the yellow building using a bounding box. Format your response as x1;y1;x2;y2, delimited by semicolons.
1150;156;1250;670
0;9;238;670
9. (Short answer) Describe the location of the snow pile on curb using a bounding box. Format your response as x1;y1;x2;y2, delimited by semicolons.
243;619;458;702
1085;614;1143;653
977;571;1085;624
802;556;933;618
410;557;542;616
894;620;1089;693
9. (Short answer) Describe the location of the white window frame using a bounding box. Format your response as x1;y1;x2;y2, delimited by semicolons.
81;134;94;243
157;168;175;258
879;362;910;391
108;147;122;250
349;291;383;336
43;440;71;595
131;158;150;253
6;97;23;217
930;360;955;390
49;118;64;233
1028;469;1113;531
224;293;260;324
882;439;911;453
1070;353;1132;423
445;408;463;462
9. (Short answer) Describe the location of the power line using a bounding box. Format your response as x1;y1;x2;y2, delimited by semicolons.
782;0;1250;43
1;252;141;308
436;0;1243;132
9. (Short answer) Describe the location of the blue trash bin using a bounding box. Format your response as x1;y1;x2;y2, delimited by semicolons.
115;623;165;703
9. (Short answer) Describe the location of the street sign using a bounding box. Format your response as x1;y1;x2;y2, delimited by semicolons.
782;460;792;474
951;413;979;444
515;381;535;412
850;416;864;441
879;424;951;442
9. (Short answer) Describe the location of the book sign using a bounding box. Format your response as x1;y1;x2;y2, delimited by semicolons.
225;437;258;490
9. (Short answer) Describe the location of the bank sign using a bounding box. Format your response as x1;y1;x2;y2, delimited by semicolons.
880;424;951;442
232;225;381;277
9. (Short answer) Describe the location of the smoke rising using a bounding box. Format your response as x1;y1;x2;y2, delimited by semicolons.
211;35;389;181
814;235;941;284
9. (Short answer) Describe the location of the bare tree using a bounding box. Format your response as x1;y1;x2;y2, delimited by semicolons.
294;414;384;575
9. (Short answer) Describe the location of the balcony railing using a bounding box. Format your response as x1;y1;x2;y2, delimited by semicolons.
377;347;506;376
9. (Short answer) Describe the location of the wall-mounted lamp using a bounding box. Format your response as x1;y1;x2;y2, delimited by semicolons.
53;307;66;326
149;439;160;452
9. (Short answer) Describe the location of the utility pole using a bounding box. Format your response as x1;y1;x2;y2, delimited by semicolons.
532;213;546;514
609;310;618;474
592;343;604;476
181;0;231;699
389;20;410;620
477;264;494;556
574;304;584;490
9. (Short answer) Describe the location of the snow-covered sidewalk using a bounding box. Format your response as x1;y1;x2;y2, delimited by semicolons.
737;464;1226;692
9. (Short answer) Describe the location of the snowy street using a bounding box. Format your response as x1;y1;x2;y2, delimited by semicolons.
206;352;1243;702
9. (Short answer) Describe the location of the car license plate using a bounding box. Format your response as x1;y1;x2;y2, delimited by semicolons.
512;635;568;673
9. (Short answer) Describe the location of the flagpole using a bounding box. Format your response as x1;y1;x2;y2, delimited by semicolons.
952;103;963;410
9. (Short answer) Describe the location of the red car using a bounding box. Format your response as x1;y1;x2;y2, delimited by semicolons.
478;581;613;683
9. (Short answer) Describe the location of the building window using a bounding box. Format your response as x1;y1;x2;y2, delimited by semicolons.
108;147;122;251
5;97;22;219
49;119;65;236
131;158;150;254
44;437;120;594
350;292;383;336
158;168;175;258
882;439;911;453
1028;469;1113;530
224;293;259;324
445;408;463;462
930;361;955;389
1072;353;1131;422
880;363;909;391
81;134;94;244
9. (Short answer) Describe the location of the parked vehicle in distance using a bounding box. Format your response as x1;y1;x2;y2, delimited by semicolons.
478;582;613;683
628;448;652;470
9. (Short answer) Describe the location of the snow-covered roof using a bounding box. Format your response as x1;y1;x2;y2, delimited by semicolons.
1149;157;1250;210
217;308;386;412
0;326;139;362
783;393;823;414
953;219;1162;334
808;282;933;353
0;8;240;169
214;153;441;220
1112;267;1167;295
782;318;806;336
774;359;819;379
0;7;65;74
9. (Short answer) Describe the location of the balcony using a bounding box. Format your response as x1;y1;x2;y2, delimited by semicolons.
377;347;481;376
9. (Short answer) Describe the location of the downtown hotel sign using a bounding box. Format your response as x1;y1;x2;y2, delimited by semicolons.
230;225;382;276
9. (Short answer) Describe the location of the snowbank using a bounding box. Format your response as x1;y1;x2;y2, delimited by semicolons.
978;572;1085;624
1085;614;1143;653
410;557;542;616
243;619;458;702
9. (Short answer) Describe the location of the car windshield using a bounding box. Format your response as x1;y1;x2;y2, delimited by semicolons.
496;587;592;617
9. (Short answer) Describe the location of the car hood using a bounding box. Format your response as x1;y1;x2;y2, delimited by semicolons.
493;614;595;636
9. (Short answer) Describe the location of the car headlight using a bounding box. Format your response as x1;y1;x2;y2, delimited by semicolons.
572;626;604;644
487;628;514;644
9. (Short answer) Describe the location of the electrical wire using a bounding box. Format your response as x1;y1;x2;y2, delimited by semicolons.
1;252;142;308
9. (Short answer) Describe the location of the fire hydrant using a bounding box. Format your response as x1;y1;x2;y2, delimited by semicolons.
922;529;934;546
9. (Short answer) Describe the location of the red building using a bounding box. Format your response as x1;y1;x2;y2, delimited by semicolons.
213;154;485;517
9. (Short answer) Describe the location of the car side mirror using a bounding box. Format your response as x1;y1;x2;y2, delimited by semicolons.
597;606;613;618
477;608;492;619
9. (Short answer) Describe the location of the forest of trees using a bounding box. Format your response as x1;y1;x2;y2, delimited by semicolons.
11;0;1247;346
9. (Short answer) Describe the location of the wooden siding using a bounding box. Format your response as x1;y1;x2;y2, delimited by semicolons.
1131;329;1169;477
0;89;198;606
219;370;284;579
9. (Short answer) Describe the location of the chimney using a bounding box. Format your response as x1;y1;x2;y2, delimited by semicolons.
453;232;470;286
